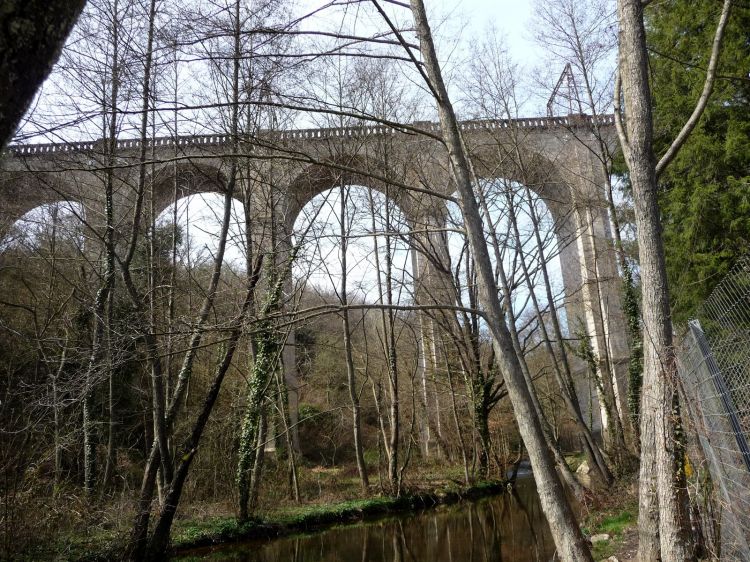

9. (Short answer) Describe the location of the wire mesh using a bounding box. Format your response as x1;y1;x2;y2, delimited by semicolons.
678;256;750;561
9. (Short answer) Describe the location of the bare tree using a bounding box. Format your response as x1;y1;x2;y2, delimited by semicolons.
461;30;612;486
532;0;644;452
339;183;370;489
615;0;732;559
393;1;594;559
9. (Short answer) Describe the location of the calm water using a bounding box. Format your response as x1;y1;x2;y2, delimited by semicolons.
176;477;557;562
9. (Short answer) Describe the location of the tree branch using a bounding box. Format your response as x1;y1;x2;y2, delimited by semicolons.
654;0;732;179
613;69;631;163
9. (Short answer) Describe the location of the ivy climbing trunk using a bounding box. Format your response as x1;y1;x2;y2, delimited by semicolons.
237;256;291;521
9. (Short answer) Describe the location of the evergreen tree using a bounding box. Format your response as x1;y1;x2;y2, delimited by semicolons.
648;0;750;322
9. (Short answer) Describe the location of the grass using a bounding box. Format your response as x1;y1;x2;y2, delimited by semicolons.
598;508;637;535
580;479;639;560
585;509;637;559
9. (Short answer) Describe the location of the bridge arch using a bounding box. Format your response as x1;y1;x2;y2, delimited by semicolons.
149;161;228;219
1;200;86;254
283;156;421;231
0;170;92;243
154;191;248;270
291;184;413;303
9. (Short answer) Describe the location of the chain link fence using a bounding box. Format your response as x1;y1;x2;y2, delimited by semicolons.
677;257;750;561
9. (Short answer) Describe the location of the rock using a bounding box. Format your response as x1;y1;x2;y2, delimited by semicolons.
590;533;611;543
575;460;591;475
598;557;619;562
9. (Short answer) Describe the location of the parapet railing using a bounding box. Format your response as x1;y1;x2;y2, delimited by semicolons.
6;113;615;156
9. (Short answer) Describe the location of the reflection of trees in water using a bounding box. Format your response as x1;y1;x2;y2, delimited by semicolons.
510;483;543;561
181;481;555;562
473;500;501;562
361;525;370;562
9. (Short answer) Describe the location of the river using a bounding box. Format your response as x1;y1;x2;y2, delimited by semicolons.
175;476;557;561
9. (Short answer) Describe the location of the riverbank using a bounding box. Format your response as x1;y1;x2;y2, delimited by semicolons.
46;479;509;561
177;472;637;562
170;480;509;558
21;460;641;561
580;478;639;561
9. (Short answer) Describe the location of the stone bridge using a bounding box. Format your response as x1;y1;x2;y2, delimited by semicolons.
0;113;628;441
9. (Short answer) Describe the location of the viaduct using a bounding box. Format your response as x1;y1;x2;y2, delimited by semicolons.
0;112;629;445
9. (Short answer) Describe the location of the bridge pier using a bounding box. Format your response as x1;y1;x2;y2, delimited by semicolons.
564;141;632;447
410;206;467;458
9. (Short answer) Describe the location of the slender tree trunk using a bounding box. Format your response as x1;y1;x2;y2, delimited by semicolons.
616;1;694;559
505;186;613;486
368;185;400;495
237;253;293;520
146;285;256;559
101;292;115;489
248;405;266;510
83;0;121;496
446;354;471;484
275;360;301;503
379;189;400;495
52;332;69;492
459;247;493;478
129;0;170;487
406;2;592;559
340;184;369;490
582;208;628;458
490;218;586;499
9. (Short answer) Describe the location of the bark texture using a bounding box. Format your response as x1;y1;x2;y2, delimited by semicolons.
0;0;87;146
616;1;697;559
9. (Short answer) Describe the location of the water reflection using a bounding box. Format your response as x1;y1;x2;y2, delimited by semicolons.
179;479;556;562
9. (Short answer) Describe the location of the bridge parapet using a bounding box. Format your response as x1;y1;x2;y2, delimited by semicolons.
5;114;615;156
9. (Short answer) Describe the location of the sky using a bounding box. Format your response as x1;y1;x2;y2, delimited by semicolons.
282;0;555;126
299;0;540;59
439;0;539;58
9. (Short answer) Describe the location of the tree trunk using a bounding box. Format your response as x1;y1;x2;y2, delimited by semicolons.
368;185;400;495
147;292;254;559
340;183;369;490
407;2;592;559
0;0;87;146
83;0;121;496
248;405;266;510
616;1;694;559
492;230;587;499
505;186;613;486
